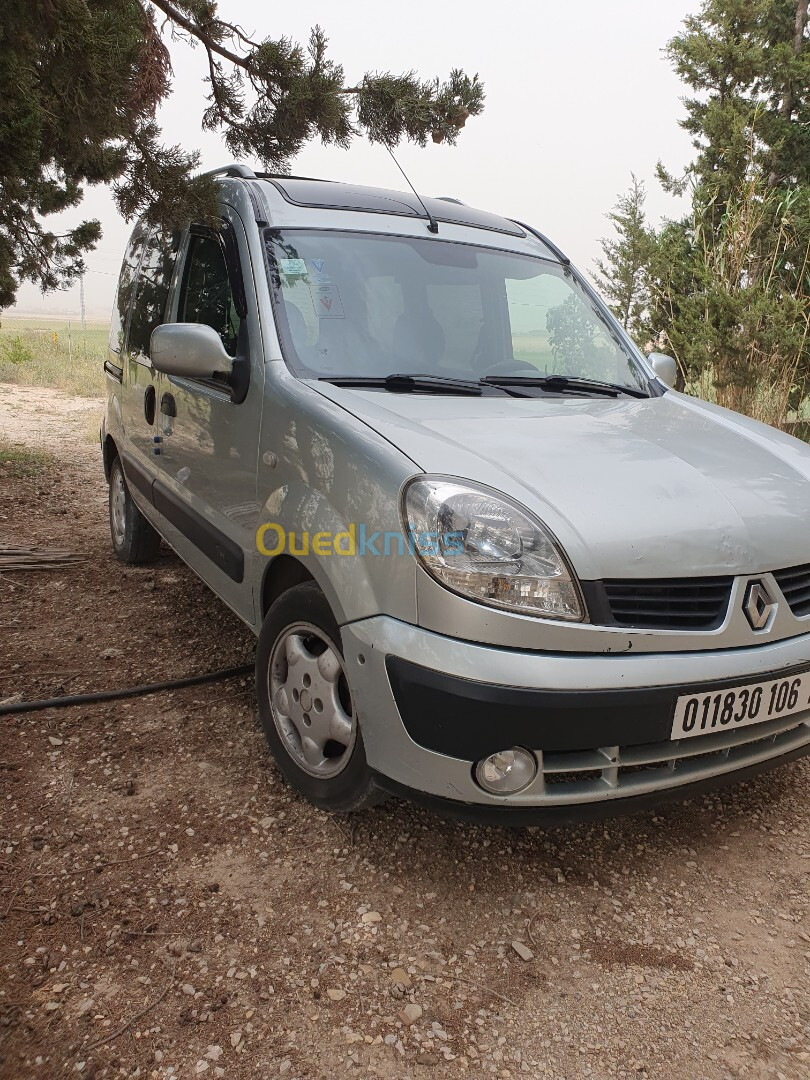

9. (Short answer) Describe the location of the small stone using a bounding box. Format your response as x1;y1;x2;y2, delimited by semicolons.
279;1061;292;1075
195;1062;209;1074
327;988;346;1001
48;737;63;747
230;1031;242;1048
417;1053;440;1066
361;911;382;924
43;1002;60;1012
181;983;196;996
389;967;412;987
399;1003;423;1025
511;941;534;962
205;1046;223;1061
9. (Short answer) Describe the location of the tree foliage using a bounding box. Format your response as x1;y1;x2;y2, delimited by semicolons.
0;0;484;310
592;175;652;341
595;0;809;430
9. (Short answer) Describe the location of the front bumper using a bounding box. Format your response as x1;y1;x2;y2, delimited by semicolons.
341;617;810;818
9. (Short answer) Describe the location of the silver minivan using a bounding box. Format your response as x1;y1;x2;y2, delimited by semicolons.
101;163;810;822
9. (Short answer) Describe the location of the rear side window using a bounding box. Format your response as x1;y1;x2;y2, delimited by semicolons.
178;233;242;356
108;227;147;354
127;229;178;359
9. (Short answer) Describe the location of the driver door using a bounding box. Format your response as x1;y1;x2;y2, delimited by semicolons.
152;209;264;624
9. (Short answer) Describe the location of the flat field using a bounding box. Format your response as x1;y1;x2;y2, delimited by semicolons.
0;315;108;398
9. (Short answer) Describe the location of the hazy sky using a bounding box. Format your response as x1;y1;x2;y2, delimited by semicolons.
11;0;697;318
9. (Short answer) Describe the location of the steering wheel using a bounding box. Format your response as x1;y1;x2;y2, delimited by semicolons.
478;359;540;377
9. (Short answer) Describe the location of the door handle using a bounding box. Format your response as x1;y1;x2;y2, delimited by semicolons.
144;385;156;424
160;392;177;418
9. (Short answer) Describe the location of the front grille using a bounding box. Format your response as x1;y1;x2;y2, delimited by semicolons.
529;714;810;805
774;564;810;618
601;577;733;630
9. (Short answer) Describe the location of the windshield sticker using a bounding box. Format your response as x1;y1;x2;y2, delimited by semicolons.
309;258;331;284
280;258;308;277
310;285;345;319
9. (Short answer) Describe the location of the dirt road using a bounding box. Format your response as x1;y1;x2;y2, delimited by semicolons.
1;383;808;1080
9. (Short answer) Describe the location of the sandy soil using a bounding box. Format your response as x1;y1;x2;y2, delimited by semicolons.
0;382;808;1080
0;385;103;458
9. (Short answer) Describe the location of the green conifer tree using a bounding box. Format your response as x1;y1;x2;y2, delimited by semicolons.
0;0;484;310
597;1;809;429
592;175;651;342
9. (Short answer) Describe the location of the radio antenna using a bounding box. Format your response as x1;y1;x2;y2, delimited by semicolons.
384;143;439;234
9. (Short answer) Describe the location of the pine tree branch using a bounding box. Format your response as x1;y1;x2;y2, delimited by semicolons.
145;0;250;70
1;0;483;311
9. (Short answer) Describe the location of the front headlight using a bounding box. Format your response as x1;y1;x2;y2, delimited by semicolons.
402;477;586;621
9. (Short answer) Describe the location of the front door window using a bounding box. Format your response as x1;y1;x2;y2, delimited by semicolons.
178;233;241;356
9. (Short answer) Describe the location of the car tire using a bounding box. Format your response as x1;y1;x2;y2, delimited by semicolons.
256;581;387;812
108;455;161;564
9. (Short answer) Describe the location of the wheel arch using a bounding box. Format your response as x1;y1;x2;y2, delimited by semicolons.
260;554;316;620
102;433;119;482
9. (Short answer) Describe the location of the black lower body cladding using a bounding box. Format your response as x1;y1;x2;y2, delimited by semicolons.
385;655;810;760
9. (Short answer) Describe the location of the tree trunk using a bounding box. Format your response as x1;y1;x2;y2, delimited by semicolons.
781;2;809;120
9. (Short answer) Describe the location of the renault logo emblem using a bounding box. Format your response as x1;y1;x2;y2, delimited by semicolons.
744;582;775;631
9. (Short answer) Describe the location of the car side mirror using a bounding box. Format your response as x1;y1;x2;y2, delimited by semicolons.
648;352;678;389
150;323;234;380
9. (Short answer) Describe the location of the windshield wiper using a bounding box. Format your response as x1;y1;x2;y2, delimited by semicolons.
319;373;534;398
320;374;483;396
482;374;649;399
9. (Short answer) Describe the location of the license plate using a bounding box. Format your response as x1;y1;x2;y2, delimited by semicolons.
671;670;810;740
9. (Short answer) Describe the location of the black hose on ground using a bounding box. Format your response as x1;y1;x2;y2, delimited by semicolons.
0;663;255;717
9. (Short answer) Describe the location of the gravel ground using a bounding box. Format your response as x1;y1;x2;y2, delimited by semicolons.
0;382;809;1080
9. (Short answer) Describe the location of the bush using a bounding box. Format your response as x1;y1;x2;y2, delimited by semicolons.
1;335;34;366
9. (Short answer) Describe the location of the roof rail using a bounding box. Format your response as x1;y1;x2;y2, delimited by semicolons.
206;164;257;180
513;220;570;265
256;171;333;184
435;196;466;205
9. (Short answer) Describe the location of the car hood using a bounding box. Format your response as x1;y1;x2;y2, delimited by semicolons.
311;384;810;581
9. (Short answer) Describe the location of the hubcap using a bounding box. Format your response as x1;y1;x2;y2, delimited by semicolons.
111;470;127;548
268;622;357;778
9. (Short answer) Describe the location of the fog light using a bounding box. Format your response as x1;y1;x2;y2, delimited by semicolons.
474;748;537;795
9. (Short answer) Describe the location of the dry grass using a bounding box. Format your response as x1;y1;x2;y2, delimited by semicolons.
0;315;108;397
686;365;810;438
0;438;54;477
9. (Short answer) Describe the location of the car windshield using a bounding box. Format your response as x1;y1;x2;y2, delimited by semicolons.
265;229;648;392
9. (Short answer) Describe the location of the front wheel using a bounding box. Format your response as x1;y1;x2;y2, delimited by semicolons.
255;582;386;812
108;456;161;564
